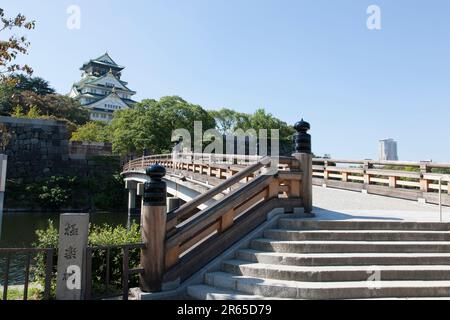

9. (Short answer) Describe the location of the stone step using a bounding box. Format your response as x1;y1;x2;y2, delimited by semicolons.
204;272;450;299
236;249;450;266
186;284;280;300
264;229;450;241
278;219;450;231
222;260;450;282
251;238;450;253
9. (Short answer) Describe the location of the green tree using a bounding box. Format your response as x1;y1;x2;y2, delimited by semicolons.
209;108;249;135
71;121;111;142
0;80;14;115
110;96;216;155
0;8;35;80
11;74;55;95
236;108;295;140
8;90;89;125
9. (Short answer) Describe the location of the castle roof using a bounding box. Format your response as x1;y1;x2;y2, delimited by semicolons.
80;91;136;107
80;52;125;71
73;71;136;94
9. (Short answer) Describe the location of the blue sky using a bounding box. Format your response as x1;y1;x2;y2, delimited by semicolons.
2;0;450;161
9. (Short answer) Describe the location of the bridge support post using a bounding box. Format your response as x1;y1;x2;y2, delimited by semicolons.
125;181;137;216
293;119;313;214
128;189;136;215
140;164;167;292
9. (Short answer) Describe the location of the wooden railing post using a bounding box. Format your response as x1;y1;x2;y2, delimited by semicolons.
363;161;372;191
342;172;348;182
140;164;167;292
293;119;313;214
323;160;329;181
420;161;431;193
389;176;397;188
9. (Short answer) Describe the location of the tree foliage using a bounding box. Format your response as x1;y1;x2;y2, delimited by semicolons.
209;108;249;135
10;74;55;95
10;90;89;124
210;108;294;140
70;121;110;142
237;108;295;140
0;8;35;80
110;96;216;155
0;74;90;124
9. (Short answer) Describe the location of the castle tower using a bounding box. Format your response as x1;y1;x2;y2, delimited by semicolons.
69;52;137;122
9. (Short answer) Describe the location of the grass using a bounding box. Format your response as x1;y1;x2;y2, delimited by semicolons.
0;284;44;300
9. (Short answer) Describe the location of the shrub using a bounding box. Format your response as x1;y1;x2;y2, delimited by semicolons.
25;176;78;210
33;220;58;297
33;220;141;298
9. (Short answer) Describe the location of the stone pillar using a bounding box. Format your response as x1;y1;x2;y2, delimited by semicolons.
167;197;181;212
293;119;313;214
56;213;89;300
140;164;167;292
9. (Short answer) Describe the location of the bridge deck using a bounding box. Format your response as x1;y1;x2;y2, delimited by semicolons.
313;186;450;222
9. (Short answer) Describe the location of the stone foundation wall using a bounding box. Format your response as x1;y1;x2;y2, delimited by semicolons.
0;117;125;211
69;141;112;159
0;116;70;182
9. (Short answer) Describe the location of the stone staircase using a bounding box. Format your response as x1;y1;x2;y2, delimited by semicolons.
187;218;450;299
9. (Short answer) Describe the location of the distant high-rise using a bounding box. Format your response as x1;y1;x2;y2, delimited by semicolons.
379;139;398;161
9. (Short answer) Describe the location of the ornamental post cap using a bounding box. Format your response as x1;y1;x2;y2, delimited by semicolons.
294;118;310;132
146;164;166;179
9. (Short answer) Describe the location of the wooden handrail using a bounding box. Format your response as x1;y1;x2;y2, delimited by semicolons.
166;157;269;226
163;167;303;279
312;157;450;206
122;152;311;289
166;173;275;250
313;158;450;168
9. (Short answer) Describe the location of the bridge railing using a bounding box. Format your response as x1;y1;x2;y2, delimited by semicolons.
312;158;450;206
161;156;305;285
122;152;263;173
122;119;314;293
128;154;308;290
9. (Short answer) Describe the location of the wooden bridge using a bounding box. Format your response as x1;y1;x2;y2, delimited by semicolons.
119;119;450;299
121;152;312;292
120;152;450;298
5;119;450;300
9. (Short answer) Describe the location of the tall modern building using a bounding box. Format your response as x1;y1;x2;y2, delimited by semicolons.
69;53;136;122
379;139;399;161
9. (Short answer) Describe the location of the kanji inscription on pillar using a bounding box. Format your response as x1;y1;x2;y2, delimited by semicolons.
56;213;89;300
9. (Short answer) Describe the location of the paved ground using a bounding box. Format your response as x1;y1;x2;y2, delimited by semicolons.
312;186;450;222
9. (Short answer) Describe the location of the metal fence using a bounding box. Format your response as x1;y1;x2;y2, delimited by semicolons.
1;242;145;301
0;248;54;300
84;243;145;300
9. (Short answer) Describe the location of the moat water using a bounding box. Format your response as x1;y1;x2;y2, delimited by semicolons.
0;211;138;286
